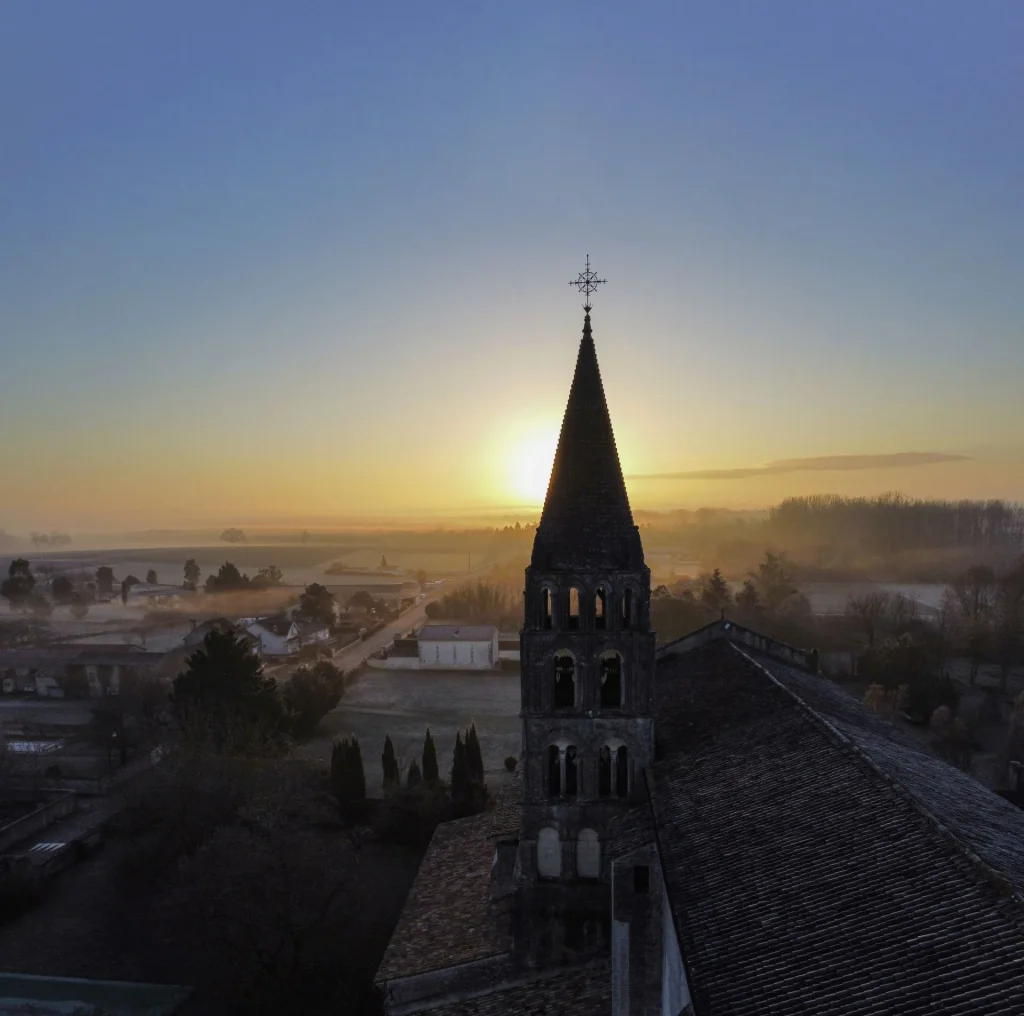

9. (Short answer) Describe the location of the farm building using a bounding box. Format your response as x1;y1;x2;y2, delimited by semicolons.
416;624;499;670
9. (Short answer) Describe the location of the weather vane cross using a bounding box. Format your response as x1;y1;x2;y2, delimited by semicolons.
569;254;607;311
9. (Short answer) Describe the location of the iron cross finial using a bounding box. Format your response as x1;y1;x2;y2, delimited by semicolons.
568;254;607;312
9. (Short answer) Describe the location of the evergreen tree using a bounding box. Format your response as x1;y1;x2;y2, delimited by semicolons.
382;734;400;790
331;736;366;815
406;758;422;789
465;723;484;786
171;629;284;753
422;728;439;785
450;731;468;802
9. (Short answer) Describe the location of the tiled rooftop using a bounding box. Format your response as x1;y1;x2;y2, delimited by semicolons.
653;640;1024;1016
375;813;511;983
420;960;610;1015
758;651;1024;897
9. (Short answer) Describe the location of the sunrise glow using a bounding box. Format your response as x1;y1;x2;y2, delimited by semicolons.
508;429;559;506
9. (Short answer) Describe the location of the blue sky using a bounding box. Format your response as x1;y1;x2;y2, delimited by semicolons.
1;2;1022;530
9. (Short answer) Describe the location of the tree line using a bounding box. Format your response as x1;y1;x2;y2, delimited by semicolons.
766;494;1024;554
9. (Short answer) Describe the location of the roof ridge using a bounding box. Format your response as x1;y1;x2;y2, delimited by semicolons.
730;642;1024;911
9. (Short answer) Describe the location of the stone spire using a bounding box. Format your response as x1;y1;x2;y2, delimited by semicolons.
530;310;644;572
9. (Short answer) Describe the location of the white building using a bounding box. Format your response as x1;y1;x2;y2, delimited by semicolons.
416;624;499;670
245;614;299;657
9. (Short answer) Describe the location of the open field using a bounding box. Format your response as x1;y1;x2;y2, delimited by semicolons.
298;667;522;796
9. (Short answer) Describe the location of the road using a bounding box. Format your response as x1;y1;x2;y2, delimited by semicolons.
329;584;450;672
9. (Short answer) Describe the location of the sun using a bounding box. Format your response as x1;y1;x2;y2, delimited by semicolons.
509;429;558;505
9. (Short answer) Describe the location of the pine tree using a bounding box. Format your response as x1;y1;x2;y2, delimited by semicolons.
382;734;400;790
465;722;484;786
422;728;439;785
406;758;422;789
450;731;468;802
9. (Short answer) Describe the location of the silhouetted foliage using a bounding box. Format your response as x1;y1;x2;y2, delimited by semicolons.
183;558;201;590
698;568;730;616
427;582;520;627
146;569;158;585
220;528;246;544
858;633;961;719
422;728;439;786
297;583;336;627
504;755;518;772
0;559;35;608
95;566;115;595
283;662;345;741
69;592;89;619
406;758;422;789
252;564;284;589
450;731;468;802
465;723;484;786
50;576;74;603
171;629;286;753
330;736;366;816
382;735;400;792
205;561;252;593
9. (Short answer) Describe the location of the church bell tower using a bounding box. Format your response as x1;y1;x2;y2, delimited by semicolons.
516;261;655;962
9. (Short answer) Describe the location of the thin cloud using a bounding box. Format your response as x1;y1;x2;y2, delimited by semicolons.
629;452;971;482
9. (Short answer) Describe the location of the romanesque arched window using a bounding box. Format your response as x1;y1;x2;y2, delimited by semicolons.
599;741;629;799
599;650;623;709
537;827;561;878
553;651;575;709
577;828;601;879
594;587;608;630
620;587;634;630
565;745;578;797
568;586;581;630
541;588;554;630
548;745;561;797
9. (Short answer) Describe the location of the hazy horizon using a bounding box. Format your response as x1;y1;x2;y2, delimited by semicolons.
3;2;1022;534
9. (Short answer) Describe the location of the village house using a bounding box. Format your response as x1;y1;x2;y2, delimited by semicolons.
183;618;262;656
0;646;164;698
244;614;299;657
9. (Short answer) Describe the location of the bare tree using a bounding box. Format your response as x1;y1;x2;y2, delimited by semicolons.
846;592;891;651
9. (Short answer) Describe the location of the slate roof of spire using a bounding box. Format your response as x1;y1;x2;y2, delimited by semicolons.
530;311;644;572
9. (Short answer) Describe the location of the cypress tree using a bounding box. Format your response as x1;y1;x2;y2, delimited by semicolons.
422;728;439;785
382;734;400;791
406;758;422;789
331;735;366;814
466;723;484;786
349;737;366;801
451;731;468;802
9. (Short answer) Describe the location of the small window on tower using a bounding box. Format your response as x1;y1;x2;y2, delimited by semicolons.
548;745;561;797
595;588;607;630
599;651;622;709
621;588;633;630
568;587;581;630
553;652;575;709
616;746;629;799
542;588;553;630
565;745;578;797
